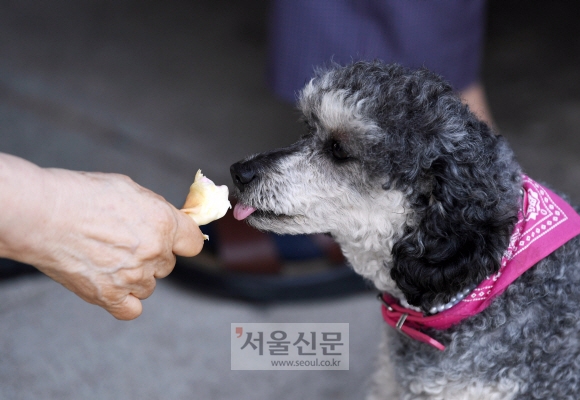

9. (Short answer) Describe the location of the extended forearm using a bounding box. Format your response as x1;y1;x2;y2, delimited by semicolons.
0;153;56;263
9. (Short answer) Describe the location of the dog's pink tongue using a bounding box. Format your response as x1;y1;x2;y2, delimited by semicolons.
233;203;256;220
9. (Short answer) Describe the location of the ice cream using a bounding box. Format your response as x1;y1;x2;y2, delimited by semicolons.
181;170;231;238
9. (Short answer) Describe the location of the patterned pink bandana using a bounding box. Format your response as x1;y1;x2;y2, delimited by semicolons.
380;176;580;351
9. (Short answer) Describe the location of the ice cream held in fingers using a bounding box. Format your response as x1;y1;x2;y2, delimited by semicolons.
181;170;231;238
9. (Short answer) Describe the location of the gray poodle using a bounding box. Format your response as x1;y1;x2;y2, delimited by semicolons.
229;61;580;399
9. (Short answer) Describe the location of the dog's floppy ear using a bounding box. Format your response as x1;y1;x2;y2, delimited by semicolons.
390;122;521;312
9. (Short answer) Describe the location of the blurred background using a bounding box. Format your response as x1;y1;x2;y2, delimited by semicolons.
0;0;579;399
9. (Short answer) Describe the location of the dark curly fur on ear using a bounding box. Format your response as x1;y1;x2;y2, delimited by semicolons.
379;66;523;312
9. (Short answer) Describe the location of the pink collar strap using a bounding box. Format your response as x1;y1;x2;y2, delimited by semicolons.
380;176;580;351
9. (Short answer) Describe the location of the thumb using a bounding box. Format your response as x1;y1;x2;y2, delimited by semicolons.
172;207;205;257
107;294;143;321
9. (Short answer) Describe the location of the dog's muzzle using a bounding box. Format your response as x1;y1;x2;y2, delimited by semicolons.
231;143;301;192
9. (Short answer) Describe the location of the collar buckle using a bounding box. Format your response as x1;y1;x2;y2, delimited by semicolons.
377;294;412;338
395;313;409;331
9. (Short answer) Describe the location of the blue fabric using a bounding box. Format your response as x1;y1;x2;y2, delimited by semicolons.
271;234;325;261
268;0;487;102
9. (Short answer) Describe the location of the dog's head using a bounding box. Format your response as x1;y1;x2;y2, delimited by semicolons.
230;61;521;312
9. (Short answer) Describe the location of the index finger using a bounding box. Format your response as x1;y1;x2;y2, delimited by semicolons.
172;207;205;257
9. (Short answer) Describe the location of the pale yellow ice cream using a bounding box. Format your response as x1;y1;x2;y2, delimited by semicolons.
181;170;231;238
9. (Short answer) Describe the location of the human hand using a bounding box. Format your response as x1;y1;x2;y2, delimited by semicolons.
0;157;204;320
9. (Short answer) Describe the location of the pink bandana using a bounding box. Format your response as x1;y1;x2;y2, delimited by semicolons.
380;176;580;351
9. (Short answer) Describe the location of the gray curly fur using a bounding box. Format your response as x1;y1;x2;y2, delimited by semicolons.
230;61;580;399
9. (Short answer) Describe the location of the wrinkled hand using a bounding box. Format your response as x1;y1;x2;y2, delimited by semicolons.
0;158;204;320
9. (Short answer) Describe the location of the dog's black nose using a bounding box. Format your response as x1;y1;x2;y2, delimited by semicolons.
230;161;256;191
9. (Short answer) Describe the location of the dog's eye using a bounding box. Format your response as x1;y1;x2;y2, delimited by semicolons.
331;140;349;160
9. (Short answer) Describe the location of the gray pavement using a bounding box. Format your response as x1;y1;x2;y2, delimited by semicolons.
0;276;381;399
0;1;579;399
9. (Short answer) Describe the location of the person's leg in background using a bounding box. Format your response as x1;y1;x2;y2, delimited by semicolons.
268;0;493;127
